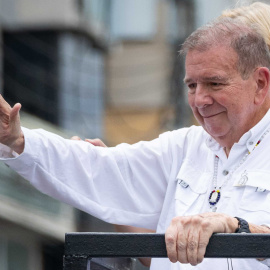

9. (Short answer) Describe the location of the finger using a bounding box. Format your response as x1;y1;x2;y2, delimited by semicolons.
197;234;210;264
197;222;212;264
186;223;200;265
176;220;189;264
165;223;178;263
71;136;82;141
0;95;12;125
85;138;107;147
0;94;11;110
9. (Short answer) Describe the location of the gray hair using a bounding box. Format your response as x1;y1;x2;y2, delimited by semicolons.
180;17;270;79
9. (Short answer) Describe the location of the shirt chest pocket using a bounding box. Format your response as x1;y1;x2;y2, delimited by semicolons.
175;160;209;217
237;171;270;225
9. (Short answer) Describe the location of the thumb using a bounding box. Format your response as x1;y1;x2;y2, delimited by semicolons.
10;103;21;123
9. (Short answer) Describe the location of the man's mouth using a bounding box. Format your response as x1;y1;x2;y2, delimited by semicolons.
202;112;223;118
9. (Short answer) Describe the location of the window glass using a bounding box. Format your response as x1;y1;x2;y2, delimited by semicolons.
0;238;29;270
111;0;157;41
82;0;110;33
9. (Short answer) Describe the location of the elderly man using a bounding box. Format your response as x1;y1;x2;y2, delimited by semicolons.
1;18;270;270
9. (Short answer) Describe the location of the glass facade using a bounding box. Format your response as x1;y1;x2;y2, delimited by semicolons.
81;0;111;37
0;238;29;270
58;33;105;139
110;0;157;41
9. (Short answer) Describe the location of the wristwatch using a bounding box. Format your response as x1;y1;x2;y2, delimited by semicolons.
234;217;251;233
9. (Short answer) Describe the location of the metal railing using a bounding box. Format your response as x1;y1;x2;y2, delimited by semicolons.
64;233;270;270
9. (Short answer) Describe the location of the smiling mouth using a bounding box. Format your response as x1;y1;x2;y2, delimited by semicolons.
203;112;223;118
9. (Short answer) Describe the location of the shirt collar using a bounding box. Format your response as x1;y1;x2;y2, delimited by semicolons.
205;109;270;153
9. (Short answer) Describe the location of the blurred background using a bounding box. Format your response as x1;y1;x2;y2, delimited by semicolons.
0;0;266;269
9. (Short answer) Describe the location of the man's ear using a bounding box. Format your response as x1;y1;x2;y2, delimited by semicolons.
254;67;270;105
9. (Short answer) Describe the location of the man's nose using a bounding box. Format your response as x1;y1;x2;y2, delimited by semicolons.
194;85;213;108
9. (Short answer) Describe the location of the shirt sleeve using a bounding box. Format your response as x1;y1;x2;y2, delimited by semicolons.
258;259;270;268
0;127;178;230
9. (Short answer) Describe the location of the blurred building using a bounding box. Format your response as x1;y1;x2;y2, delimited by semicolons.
0;0;109;269
0;0;251;269
105;0;194;145
1;0;107;139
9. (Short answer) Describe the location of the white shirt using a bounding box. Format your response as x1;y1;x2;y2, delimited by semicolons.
1;111;270;269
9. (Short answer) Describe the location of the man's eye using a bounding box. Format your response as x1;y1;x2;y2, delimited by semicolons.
211;82;222;87
188;83;196;89
187;83;196;94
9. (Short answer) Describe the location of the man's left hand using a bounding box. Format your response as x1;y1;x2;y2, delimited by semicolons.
165;212;238;266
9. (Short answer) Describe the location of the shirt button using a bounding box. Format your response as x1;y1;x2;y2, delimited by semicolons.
248;141;254;145
222;170;229;176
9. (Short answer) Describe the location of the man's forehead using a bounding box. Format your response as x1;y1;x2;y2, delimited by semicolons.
184;46;238;81
185;45;237;64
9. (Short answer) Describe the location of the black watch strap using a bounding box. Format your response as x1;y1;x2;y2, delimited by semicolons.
234;217;251;233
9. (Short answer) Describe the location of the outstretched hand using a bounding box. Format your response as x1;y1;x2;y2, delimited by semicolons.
0;95;24;154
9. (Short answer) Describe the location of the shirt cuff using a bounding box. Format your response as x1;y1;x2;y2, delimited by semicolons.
0;143;19;158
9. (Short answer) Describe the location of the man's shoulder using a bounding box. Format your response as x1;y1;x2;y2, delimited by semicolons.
157;125;209;154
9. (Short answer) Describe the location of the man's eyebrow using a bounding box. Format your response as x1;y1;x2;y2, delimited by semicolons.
183;78;193;84
183;76;229;84
204;76;229;82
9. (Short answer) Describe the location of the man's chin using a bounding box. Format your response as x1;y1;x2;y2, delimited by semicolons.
204;126;228;140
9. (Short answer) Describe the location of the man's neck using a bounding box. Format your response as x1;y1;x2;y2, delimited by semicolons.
224;147;231;157
222;107;270;157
